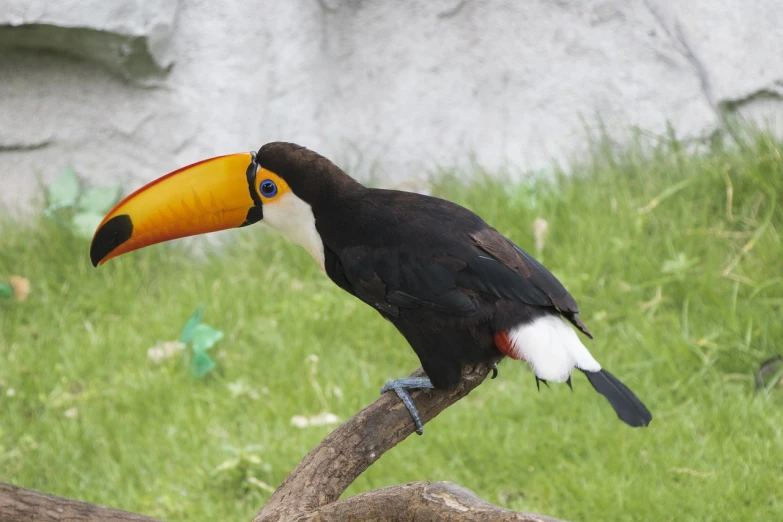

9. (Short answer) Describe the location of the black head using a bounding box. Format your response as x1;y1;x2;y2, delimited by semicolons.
254;142;364;210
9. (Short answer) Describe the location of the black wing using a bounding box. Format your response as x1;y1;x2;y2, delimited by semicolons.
462;228;592;337
323;226;590;337
326;245;478;319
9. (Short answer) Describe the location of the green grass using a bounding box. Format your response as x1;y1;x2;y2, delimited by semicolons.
2;133;782;521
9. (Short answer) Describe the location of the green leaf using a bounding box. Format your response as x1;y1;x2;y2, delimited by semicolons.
46;168;80;208
70;212;105;239
179;305;206;343
191;350;216;378
77;186;122;214
0;282;13;298
192;323;224;352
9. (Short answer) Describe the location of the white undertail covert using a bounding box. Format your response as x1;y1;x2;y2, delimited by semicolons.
507;315;601;382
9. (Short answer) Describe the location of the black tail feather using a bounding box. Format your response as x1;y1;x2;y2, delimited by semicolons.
582;369;652;428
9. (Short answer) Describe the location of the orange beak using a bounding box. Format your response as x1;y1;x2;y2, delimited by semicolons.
90;152;263;267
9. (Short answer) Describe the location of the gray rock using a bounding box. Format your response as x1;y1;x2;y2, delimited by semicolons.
0;0;179;81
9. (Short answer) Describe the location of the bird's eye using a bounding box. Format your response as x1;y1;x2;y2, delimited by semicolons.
259;179;278;198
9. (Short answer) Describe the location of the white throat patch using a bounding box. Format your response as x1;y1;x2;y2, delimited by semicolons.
262;192;325;271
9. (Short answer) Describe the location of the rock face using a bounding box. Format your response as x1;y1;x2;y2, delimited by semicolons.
0;0;179;81
0;0;781;213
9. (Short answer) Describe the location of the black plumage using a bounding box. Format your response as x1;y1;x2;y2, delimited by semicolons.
255;143;651;428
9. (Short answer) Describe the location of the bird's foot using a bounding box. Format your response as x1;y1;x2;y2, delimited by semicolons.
490;361;499;379
380;377;434;435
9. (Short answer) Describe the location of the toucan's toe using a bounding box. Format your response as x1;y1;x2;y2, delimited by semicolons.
381;377;434;435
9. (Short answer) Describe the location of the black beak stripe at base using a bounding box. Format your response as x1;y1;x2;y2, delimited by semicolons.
240;205;263;227
90;214;134;267
245;151;263;206
239;151;264;227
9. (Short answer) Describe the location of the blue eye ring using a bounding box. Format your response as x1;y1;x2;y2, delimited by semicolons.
259;179;278;198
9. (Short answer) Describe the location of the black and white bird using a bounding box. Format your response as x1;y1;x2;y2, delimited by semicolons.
90;142;652;434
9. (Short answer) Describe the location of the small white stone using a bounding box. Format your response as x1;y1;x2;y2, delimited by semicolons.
290;412;340;429
290;415;309;428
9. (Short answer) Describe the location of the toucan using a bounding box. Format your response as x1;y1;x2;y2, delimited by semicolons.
90;142;652;433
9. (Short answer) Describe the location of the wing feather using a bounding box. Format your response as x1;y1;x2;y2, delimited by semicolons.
466;228;592;337
328;227;591;337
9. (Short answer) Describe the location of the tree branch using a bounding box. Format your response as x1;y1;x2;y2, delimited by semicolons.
0;361;563;521
254;361;559;521
0;482;162;522
255;364;491;520
312;481;560;522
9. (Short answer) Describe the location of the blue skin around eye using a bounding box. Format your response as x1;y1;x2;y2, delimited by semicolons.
260;180;278;198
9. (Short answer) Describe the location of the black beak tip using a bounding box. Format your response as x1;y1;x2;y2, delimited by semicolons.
89;214;133;267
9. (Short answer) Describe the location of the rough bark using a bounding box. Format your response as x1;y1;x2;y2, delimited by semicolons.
306;481;559;522
0;482;162;522
0;362;562;522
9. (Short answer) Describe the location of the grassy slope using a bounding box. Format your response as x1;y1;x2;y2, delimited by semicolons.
1;135;782;520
